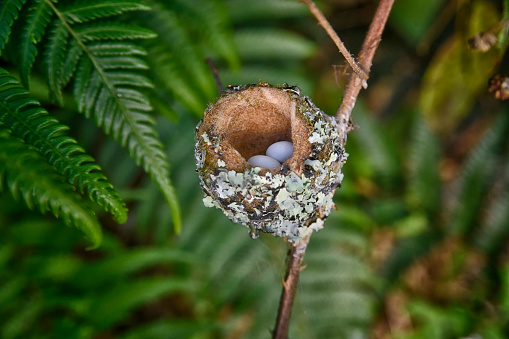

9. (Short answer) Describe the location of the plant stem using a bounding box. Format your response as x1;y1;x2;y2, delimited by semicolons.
271;1;395;337
205;57;224;95
301;0;368;81
273;235;310;339
337;0;395;123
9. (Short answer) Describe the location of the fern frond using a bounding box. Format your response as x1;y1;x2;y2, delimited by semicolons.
163;0;240;69
406;116;441;219
226;0;309;22
449;114;508;235
141;2;217;112
350;103;400;181
19;0;52;88
0;0;26;53
234;28;316;60
87;277;193;329
67;37;180;231
87;41;147;56
74;22;156;42
476;189;509;254
94;55;148;70
58;39;83;91
0;127;102;248
60;0;150;24
44;20;68;105
0;68;128;224
14;0;180;231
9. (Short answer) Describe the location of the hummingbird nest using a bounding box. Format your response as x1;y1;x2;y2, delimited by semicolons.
195;84;348;242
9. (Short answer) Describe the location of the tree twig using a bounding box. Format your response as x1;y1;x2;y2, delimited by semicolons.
272;235;310;339
337;0;395;123
205;57;224;95
301;0;368;81
271;2;395;337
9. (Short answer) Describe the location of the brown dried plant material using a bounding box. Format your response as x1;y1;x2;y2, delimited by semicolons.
402;238;486;303
488;75;509;100
371;291;413;339
195;84;348;242
468;32;498;52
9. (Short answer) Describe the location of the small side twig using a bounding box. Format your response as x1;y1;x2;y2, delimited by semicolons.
301;0;368;81
337;0;395;123
272;235;310;339
205;57;224;95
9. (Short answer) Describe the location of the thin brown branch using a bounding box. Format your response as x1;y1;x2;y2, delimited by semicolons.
205;57;224;95
272;235;310;339
301;0;368;81
337;0;395;123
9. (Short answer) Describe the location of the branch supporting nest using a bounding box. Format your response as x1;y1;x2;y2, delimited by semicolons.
272;235;310;339
271;1;395;337
336;0;395;123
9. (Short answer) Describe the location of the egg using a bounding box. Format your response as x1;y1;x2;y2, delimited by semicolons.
248;155;281;169
266;141;293;163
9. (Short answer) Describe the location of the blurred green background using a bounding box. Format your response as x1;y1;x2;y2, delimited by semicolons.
1;0;509;338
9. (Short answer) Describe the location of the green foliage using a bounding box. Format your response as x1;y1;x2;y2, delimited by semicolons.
0;69;126;224
0;0;26;51
0;127;102;248
19;0;52;88
0;0;184;241
2;0;509;338
449;113;509;236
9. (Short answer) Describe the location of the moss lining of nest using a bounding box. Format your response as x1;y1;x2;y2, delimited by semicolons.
195;84;347;242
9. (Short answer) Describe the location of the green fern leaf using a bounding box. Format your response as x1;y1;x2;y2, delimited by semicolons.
0;0;26;53
350;103;400;181
407;116;441;219
106;72;153;88
43;20;68;105
87;41;147;56
0;128;102;248
19;0;53;88
88;277;194;329
0;68;128;224
72;50;181;231
227;0;309;22
234;28;316;60
165;0;240;69
59;39;83;90
142;3;217;110
60;0;150;24
120;320;217;339
74;22;156;42
476;189;509;254
94;55;148;70
449;114;508;235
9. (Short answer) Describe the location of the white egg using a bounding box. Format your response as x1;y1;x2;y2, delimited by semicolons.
248;155;281;169
266;141;293;163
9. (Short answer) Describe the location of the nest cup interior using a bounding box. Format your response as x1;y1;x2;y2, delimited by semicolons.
204;86;311;172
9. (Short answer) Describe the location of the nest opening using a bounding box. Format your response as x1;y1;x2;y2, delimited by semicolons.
205;86;311;171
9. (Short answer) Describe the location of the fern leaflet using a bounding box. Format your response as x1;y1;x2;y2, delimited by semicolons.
60;0;150;24
449;114;508;235
0;127;102;248
44;20;68;104
19;0;52;88
0;68;128;224
0;0;26;52
407;116;441;219
74;22;156;42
